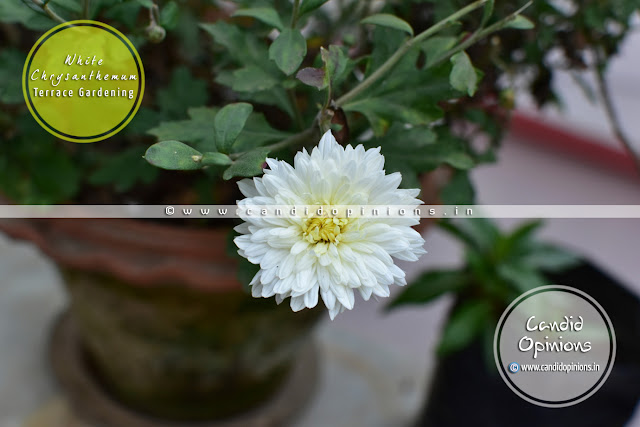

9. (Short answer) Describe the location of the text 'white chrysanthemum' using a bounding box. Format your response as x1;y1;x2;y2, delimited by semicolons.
234;131;426;319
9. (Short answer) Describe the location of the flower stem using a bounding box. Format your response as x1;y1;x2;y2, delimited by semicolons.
335;0;488;107
30;0;66;23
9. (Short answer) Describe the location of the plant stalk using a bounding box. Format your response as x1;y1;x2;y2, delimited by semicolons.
83;0;90;19
595;62;640;177
31;0;66;23
335;0;488;107
429;1;533;68
291;0;301;28
229;128;315;160
288;88;305;130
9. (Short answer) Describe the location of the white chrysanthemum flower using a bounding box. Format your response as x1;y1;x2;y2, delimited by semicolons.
234;130;426;319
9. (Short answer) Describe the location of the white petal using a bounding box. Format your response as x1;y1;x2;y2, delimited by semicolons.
233;129;427;319
304;283;319;308
290;296;306;312
238;179;259;197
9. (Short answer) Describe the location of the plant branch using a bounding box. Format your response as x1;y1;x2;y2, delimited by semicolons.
83;0;90;19
429;1;533;68
291;0;301;28
595;62;640;176
30;0;66;23
335;0;488;107
288;88;305;130
229;128;315;160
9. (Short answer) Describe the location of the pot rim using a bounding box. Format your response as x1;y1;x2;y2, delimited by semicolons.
0;218;242;292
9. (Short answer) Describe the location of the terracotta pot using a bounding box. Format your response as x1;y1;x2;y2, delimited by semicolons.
0;218;323;421
0;170;444;421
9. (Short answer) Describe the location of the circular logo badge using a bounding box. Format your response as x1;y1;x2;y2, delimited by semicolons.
494;285;615;408
22;20;144;143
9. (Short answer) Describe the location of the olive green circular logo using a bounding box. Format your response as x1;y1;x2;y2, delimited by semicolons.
23;20;145;143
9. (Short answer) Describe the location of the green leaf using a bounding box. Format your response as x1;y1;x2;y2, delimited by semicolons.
175;8;203;61
200;21;279;75
366;124;472;178
49;0;81;13
269;28;307;75
438;300;492;356
438;218;499;253
506;15;535;30
450;51;478;96
227;86;296;121
202;152;232;166
521;244;581;273
422;36;457;67
148;107;218;152
497;263;548;294
387;270;469;309
344;38;454;135
228;66;279;92
444;152;474;169
160;0;179;29
361;13;414;36
214;103;253;153
103;1;143;29
365;26;406;77
481;0;494;27
200;21;246;61
344;98;437;136
0;1;55;30
464;246;494;288
144;140;204;170
135;0;154;7
89;146;159;193
439;169;475;205
298;0;329;17
234;114;293;152
0;116;81;204
233;7;284;30
124;107;162;136
30;150;80;203
498;219;543;258
321;45;350;88
0;49;26;104
156;67;208;119
223;148;271;180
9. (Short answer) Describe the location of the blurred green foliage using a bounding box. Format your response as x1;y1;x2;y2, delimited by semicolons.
1;0;638;206
389;218;580;357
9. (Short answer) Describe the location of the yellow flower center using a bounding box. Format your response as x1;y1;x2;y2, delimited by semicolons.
303;216;349;244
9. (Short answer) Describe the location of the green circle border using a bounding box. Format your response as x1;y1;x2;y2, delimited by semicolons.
22;20;145;143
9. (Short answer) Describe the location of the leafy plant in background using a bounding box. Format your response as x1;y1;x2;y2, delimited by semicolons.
143;0;519;186
3;0;639;207
388;218;580;358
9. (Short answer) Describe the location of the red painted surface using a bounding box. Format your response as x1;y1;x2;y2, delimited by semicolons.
510;112;639;179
